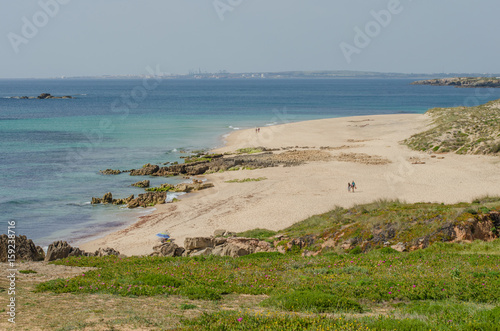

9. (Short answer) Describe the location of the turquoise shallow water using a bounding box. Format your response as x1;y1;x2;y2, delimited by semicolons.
1;78;500;246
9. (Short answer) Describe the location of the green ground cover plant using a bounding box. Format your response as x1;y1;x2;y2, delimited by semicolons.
33;198;500;330
404;99;500;155
37;240;500;329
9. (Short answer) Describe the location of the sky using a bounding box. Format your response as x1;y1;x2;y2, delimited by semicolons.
1;0;499;78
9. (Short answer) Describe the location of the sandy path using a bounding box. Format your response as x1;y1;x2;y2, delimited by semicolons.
80;114;500;256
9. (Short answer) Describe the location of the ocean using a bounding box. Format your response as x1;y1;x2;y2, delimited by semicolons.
2;78;500;247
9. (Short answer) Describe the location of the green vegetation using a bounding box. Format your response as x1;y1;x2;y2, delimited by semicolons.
236;228;277;240
236;147;264;154
19;269;37;274
225;177;267;183
32;198;500;330
146;184;174;192
183;153;223;164
404;99;500;154
38;240;500;330
261;290;363;313
274;198;500;252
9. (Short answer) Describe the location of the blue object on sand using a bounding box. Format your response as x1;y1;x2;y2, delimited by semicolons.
156;232;170;239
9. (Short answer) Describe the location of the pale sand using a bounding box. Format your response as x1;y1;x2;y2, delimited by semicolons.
80;114;500;256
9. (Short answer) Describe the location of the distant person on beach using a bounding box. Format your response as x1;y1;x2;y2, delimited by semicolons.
351;180;356;193
258;127;260;133
348;182;351;192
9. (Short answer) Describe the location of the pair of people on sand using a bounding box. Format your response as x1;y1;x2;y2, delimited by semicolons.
255;127;261;133
348;180;356;193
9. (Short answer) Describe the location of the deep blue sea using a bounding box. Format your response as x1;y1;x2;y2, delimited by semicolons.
2;78;500;247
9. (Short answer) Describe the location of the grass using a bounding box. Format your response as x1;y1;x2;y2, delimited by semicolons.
32;243;500;329
19;269;38;274
14;198;500;330
260;290;364;313
404;98;500;154
236;228;277;240
225;177;267;183
273;198;500;252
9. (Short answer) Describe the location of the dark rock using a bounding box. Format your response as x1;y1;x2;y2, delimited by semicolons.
94;247;121;257
132;180;150;188
92;192;134;205
129;163;159;176
127;191;167;208
113;195;134;205
100;169;122;175
45;241;84;261
38;93;52;99
0;235;45;262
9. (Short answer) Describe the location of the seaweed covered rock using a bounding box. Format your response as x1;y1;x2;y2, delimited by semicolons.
132;180;150;188
91;193;134;205
127;191;167;208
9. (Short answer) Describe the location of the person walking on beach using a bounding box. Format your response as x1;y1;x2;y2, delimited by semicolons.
351;180;356;193
348;182;351;192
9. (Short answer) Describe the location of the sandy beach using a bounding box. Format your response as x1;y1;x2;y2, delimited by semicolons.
80;114;500;256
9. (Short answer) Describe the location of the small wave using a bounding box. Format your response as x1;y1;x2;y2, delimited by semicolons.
66;202;91;207
167;192;186;202
171;148;178;152
266;122;277;126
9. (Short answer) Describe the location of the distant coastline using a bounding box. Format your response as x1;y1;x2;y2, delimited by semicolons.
4;70;500;80
412;77;500;88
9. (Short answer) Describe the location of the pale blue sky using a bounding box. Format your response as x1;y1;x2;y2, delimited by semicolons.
1;0;499;78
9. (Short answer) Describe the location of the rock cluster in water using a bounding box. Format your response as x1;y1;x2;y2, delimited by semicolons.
9;93;73;99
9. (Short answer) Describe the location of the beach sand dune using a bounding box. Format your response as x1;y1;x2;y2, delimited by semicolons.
80;114;500;256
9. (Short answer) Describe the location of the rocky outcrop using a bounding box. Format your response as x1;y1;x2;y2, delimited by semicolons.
452;212;500;242
9;93;73;99
127;191;167;208
100;169;121;175
391;242;407;252
130;164;160;176
412;77;500;88
132;180;150;188
150;242;185;257
37;93;73;99
182;236;275;257
94;247;121;257
151;150;331;177
45;241;84;261
44;241;122;261
0;235;45;262
91;192;134;205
